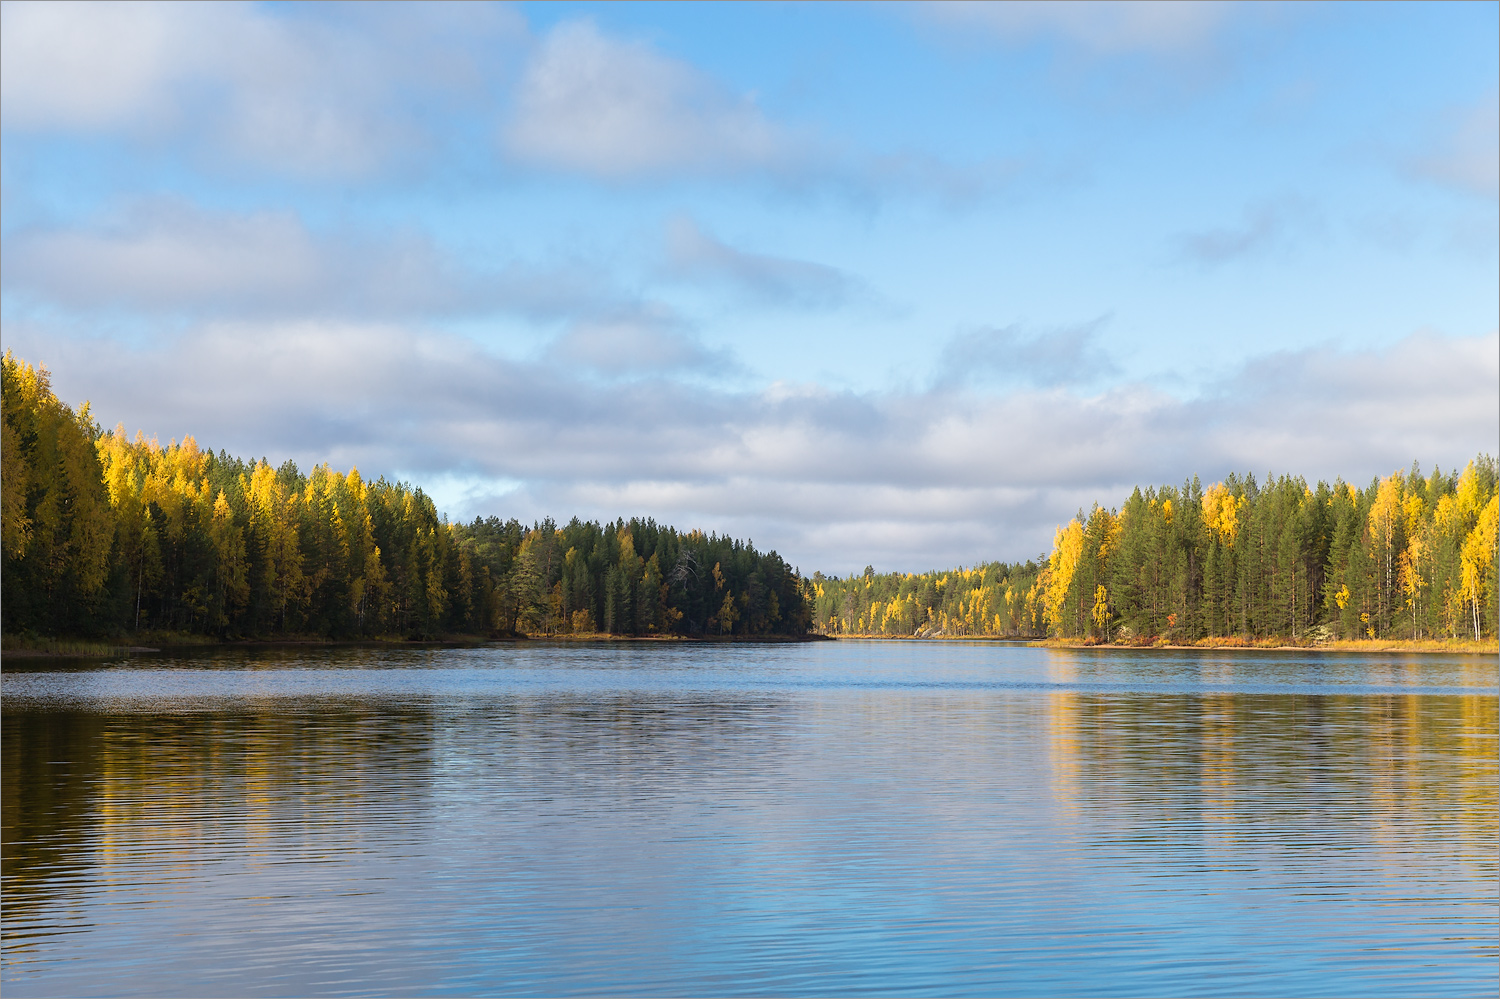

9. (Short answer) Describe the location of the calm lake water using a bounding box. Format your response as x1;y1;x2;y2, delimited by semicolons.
2;641;1496;997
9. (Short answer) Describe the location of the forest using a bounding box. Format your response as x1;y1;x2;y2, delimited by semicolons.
1;353;809;641
809;561;1046;639
4;350;1496;646
811;460;1498;644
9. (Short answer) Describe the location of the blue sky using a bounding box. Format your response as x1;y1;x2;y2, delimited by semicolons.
2;1;1496;572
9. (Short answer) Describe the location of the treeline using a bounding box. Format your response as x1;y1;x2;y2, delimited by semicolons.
7;351;1494;646
1;353;808;640
1044;465;1498;643
808;561;1046;637
809;463;1498;644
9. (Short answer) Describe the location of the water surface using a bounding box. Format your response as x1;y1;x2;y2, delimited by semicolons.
3;642;1495;996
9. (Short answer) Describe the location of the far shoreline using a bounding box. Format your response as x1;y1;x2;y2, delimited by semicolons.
3;632;1491;659
1;632;835;659
1030;637;1497;655
813;634;1497;655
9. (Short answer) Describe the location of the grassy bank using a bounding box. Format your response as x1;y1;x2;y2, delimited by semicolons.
525;632;832;642
1;631;499;658
2;630;832;657
810;633;1037;642
811;632;1495;653
1;634;151;658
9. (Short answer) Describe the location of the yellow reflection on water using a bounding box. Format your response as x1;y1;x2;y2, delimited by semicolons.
1036;652;1498;878
1045;654;1081;823
1200;692;1239;852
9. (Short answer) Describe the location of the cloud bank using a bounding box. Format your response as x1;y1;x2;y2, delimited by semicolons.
3;4;1493;577
0;1;522;176
663;219;854;309
1;202;634;321
938;322;1117;388
505;20;792;179
1411;93;1500;199
10;320;1494;574
922;0;1236;55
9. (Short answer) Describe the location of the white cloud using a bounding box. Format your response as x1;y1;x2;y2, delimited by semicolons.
0;0;186;130
1175;197;1322;264
937;321;1116;388
1;201;619;320
5;203;327;309
1188;328;1500;476
0;1;522;175
663;218;853;308
1411;94;1500;200
0;4;1035;196
505;20;789;178
546;305;733;376
1179;206;1283;263
9;318;1493;574
922;0;1235;55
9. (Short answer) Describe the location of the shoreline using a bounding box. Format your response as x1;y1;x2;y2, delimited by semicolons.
3;632;1489;658
812;634;1496;654
1;632;834;658
1031;638;1496;654
520;633;833;644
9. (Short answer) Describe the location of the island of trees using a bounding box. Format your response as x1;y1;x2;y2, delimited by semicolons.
4;350;1496;648
2;353;808;642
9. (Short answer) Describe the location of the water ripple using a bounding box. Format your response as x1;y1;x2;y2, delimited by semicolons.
3;643;1495;996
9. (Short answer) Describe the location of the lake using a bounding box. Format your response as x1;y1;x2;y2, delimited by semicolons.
2;641;1495;997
